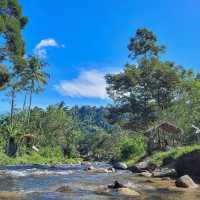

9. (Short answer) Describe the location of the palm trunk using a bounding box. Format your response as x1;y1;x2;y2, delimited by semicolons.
27;88;33;125
27;80;34;125
23;91;27;111
10;89;16;127
23;91;28;125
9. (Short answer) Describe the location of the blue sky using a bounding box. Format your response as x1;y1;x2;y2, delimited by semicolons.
1;0;200;113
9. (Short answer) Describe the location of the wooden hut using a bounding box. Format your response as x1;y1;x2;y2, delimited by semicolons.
22;134;35;147
145;121;183;153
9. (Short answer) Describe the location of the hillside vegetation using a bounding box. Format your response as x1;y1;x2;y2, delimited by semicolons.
1;0;200;165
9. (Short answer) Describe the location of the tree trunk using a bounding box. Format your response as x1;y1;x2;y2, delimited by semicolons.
5;137;17;157
10;89;16;127
27;88;33;125
23;91;27;111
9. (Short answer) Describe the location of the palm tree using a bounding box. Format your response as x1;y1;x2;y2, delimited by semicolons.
20;56;49;124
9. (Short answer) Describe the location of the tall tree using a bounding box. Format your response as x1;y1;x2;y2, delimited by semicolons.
106;28;180;130
0;0;28;89
128;28;165;60
20;56;49;124
0;0;28;124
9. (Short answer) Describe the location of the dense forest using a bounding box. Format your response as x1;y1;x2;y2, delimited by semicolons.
1;0;200;165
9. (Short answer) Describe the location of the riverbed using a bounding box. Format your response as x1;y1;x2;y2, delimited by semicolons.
0;163;199;200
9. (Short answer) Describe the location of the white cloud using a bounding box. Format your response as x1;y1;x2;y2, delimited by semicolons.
55;70;109;99
34;38;64;58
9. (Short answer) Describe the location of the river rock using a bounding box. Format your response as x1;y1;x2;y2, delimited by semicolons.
84;165;95;171
107;167;115;173
138;171;152;177
113;162;127;170
129;161;157;173
97;185;140;198
55;186;72;192
108;181;126;189
114;188;140;197
175;150;200;178
86;167;113;173
175;175;198;188
106;181;140;197
162;177;171;181
81;161;92;166
128;165;143;173
93;168;109;173
153;168;177;178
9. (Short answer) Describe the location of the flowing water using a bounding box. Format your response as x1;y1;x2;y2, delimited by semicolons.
0;163;199;200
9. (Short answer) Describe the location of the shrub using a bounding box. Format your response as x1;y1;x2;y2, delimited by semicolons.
112;133;146;163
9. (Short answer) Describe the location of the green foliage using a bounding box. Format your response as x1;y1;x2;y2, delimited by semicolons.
0;65;9;89
149;145;200;167
0;115;25;141
0;0;27;68
71;106;120;134
0;151;82;165
106;27;200;149
79;130;116;160
111;134;146;163
128;28;165;59
106;59;181;130
2;22;200;165
0;103;124;162
2;124;22;139
106;28;182;131
119;135;145;160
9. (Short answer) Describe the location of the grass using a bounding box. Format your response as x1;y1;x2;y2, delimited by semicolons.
123;144;200;167
1;144;200;166
149;144;200;167
124;154;145;167
0;146;83;166
0;152;82;165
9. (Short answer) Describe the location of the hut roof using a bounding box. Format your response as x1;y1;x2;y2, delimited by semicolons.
146;121;183;135
23;134;35;139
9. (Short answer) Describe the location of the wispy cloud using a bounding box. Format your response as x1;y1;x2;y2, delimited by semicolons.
55;69;109;99
34;38;64;58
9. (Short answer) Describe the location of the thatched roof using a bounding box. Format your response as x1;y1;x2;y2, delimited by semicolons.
23;134;35;139
146;121;183;135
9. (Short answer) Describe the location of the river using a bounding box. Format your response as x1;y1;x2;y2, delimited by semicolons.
0;163;199;200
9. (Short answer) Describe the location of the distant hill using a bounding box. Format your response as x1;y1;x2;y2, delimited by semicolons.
70;106;120;134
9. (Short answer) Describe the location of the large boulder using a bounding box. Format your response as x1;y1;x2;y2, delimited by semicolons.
175;150;200;178
175;175;198;188
129;161;157;173
113;162;127;170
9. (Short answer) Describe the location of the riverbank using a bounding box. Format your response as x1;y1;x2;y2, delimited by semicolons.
0;152;82;165
1;144;200;167
123;144;200;167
